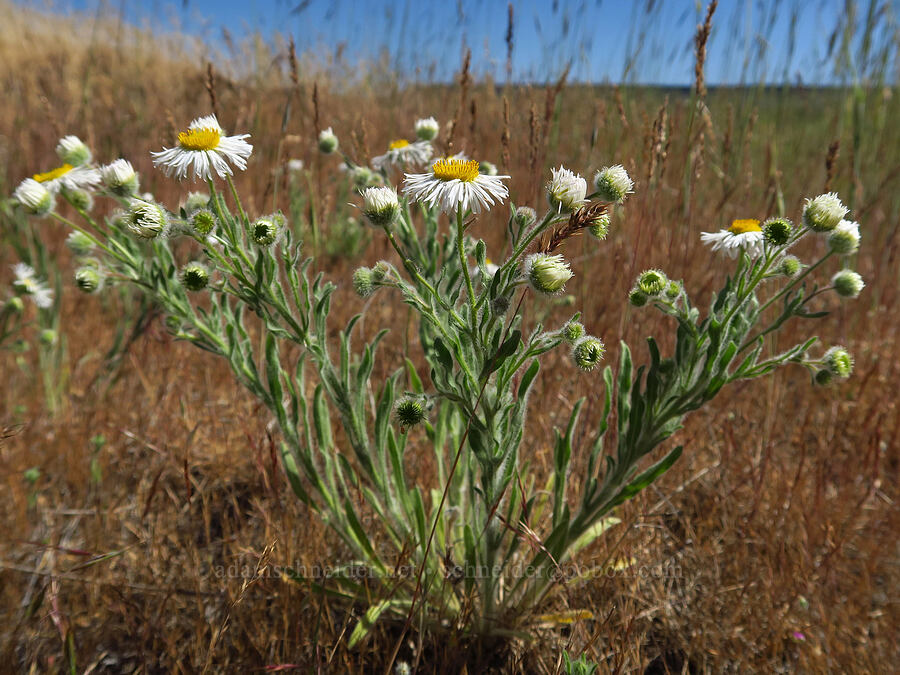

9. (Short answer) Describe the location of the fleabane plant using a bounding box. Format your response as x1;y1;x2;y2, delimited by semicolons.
8;117;863;646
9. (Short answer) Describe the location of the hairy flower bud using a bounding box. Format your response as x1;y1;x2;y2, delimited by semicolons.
66;231;95;257
802;193;848;232
393;395;427;429
629;287;648;307
75;266;102;293
762;217;793;246
588;212;611;240
56;135;92;166
317;127;339;154
593;164;633;203
361;186;400;227
13;178;54;216
832;269;864;298
191;209;217;235
100;159;139;197
637;269;667;296
823;346;853;378
524;253;573;294
181;262;210;291
514;206;537;229
251;216;282;246
827;220;860;255
126;200;168;239
778;255;802;278
182;191;210;213
547;166;586;213
572;336;605;372
372;260;391;282
561;320;585;343
353;267;375;298
664;280;681;300
414;117;439;141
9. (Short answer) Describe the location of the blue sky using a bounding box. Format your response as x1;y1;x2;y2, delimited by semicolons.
25;0;899;85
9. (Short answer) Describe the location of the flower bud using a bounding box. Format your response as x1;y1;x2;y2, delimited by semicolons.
66;231;95;257
778;255;802;278
361;186;400;227
593;165;633;203
5;296;25;314
191;209;217;235
56;135;91;166
63;187;93;211
39;328;58;346
629;288;648;307
126;200;168;239
814;369;833;386
75;266;102;293
181;262;210;291
762;217;793;246
802;192;848;232
372;260;391;282
637;269;667;296
479;161;498;176
393;395;427;430
561;320;585;343
572;336;605;372
514;206;537;229
251;216;282;246
182;191;210;213
523;253;573;294
353;267;375;298
317;127;339;154
664;280;681;300
823;346;853;379
414;117;439;141
827;220;860;255
13;178;54;216
287;158;304;172
100;159;139;197
491;294;511;316
588;212;611;240
547;166;586;213
832;269;864;298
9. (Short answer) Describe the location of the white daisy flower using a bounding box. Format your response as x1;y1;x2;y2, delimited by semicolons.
32;163;101;193
372;139;433;172
547;166;587;213
700;219;765;258
402;158;509;215
12;263;54;308
151;115;252;181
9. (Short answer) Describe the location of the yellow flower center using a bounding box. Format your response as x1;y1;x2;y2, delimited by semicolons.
33;164;73;182
432;158;480;183
728;218;761;235
178;127;221;151
388;139;410;150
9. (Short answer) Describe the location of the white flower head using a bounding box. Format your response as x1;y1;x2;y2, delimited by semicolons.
827;219;861;256
32;163;100;193
125;199;169;239
372;139;433;172
802;192;848;232
414;117;440;141
100;159;139;197
700;219;764;258
547;166;587;213
317;127;339;154
13;178;54;216
523;253;573;294
56;135;92;166
594;165;634;203
402;158;509;215
151;115;252;181
12;263;53;308
831;269;864;298
287;159;305;172
360;186;400;227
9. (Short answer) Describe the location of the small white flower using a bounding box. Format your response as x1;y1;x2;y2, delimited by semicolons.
13;178;54;215
56;135;92;166
360;186;400;227
317;127;339;154
402;158;509;215
125;200;169;239
547;166;587;213
372;139;433;172
12;263;53;308
414;117;440;141
523;253;573;294
827;219;860;255
831;269;864;298
100;159;139;196
151;115;253;181
802;192;848;232
32;163;100;193
700;219;764;258
287;159;305;172
594;165;634;203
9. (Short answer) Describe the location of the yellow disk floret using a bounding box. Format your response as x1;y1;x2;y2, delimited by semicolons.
432;158;480;183
33;164;73;183
178;127;221;151
728;218;761;235
388;139;410;150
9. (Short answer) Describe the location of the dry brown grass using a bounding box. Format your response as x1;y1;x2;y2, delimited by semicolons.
1;2;898;672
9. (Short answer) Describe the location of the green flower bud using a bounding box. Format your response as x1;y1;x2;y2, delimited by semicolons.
524;253;573;294
814;369;833;386
100;159;139;197
5;296;25;314
318;127;339;154
514;206;537;229
802;192;848;232
832;269;864;298
251;217;281;246
361;187;400;227
353;267;375;298
180;262;210;291
491;294;511;316
637;269;667;296
56;135;92;166
823;346;853;378
39;328;58;346
63;187;93;212
182;191;210;213
778;255;802;278
372;260;391;282
479;161;498;176
126;200;168;239
561;320;585;343
393;395;427;429
572;336;605;372
66;231;95;256
414;117;439;141
664;280;681;300
75;266;101;293
593;164;634;203
629;288;648;307
827;220;860;255
762;217;793;246
191;209;217;235
588;212;611;240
